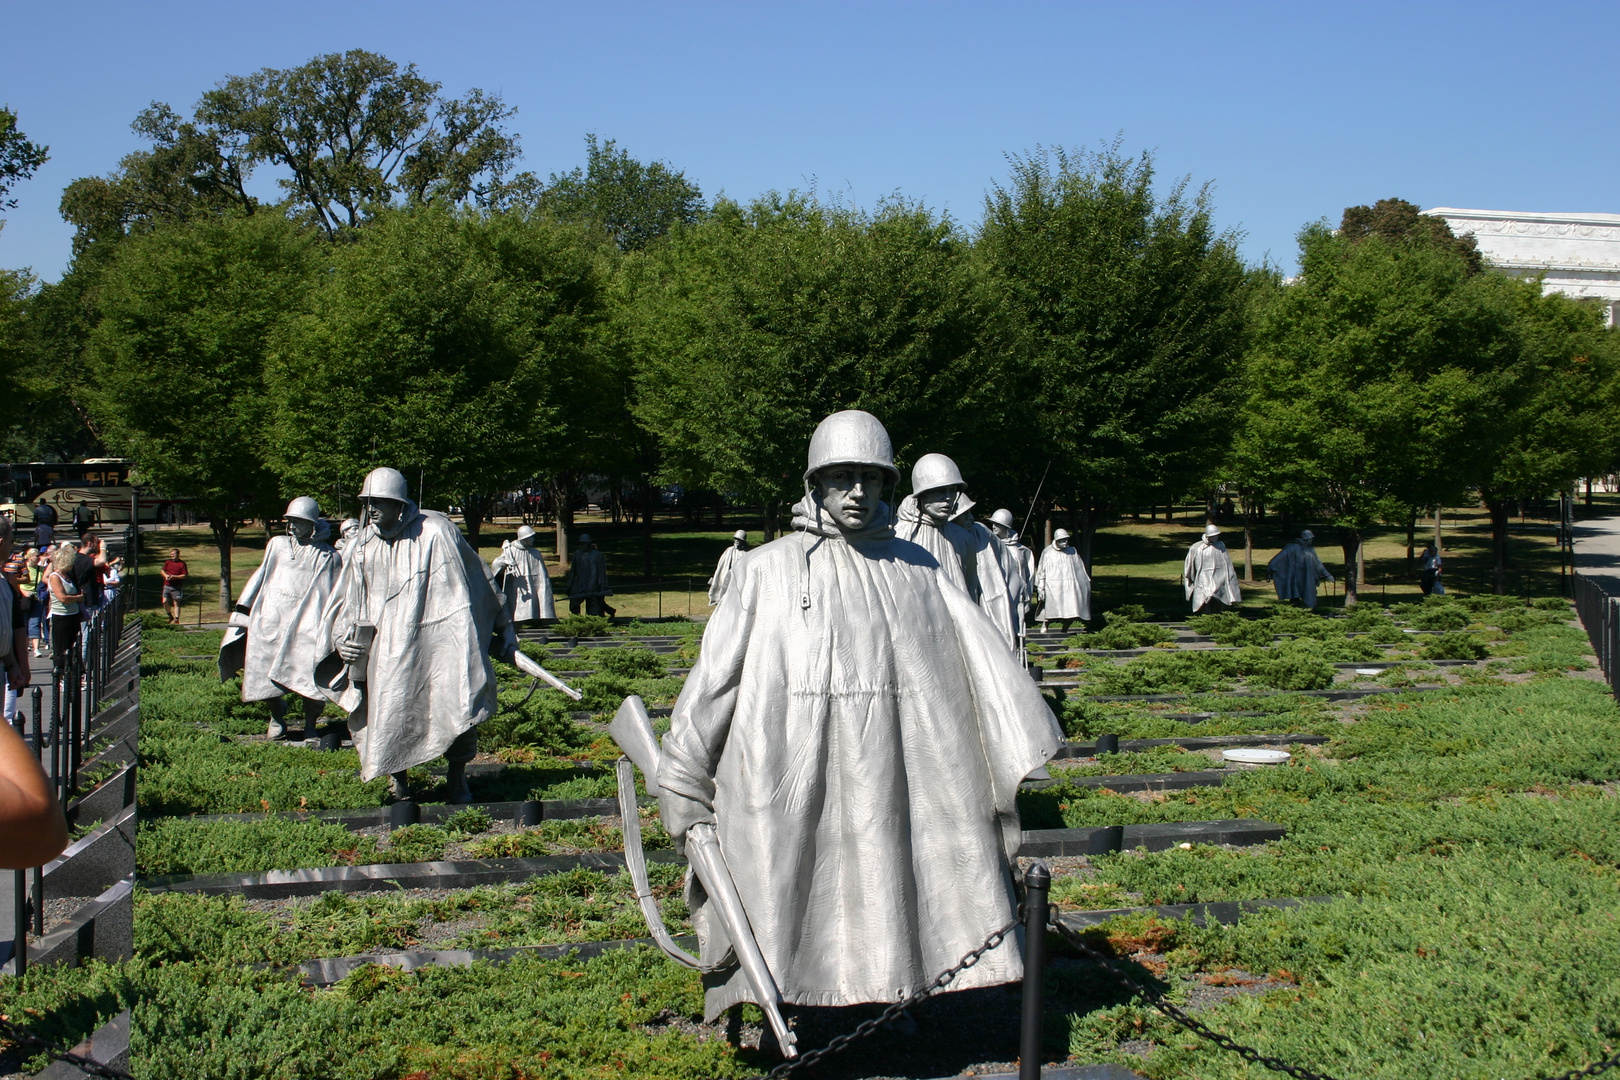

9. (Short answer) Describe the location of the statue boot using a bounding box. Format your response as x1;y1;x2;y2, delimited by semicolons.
388;772;410;800
445;760;473;804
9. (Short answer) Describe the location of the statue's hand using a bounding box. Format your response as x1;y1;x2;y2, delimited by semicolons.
228;609;251;629
337;638;365;663
659;790;715;853
494;624;519;665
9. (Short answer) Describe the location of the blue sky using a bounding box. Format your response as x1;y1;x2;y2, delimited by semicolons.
4;1;1616;281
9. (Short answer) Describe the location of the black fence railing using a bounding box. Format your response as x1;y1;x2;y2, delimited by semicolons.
1573;572;1620;699
9;574;139;976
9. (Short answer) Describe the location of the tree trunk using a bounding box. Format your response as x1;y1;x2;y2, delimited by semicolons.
1044;517;1054;549
641;476;656;580
462;493;492;549
1434;507;1443;551
1337;527;1361;606
1241;498;1256;583
762;499;780;542
1585;476;1593;509
1405;515;1417;577
1486;497;1510;593
213;519;237;611
549;473;575;570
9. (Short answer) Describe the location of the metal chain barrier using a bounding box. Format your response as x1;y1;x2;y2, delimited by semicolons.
0;1016;135;1080
764;915;1022;1079
1046;917;1620;1080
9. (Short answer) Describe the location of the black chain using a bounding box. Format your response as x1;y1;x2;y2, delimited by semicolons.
495;676;543;716
765;915;1022;1079
0;1015;135;1080
1047;917;1620;1080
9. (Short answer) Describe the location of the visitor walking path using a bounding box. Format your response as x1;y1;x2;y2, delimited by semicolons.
1573;514;1620;593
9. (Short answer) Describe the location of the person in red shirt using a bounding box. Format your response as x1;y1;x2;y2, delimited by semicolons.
161;549;189;624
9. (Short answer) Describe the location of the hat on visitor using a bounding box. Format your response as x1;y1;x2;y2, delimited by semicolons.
803;410;900;488
733;529;748;541
910;453;966;496
516;525;537;542
1203;523;1221;538
990;508;1015;530
284;496;321;523
358;467;410;503
1300;529;1315;542
579;533;593;544
1053;528;1071;542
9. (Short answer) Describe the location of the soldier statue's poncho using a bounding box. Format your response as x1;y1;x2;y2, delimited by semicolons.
952;501;1018;650
492;540;555;621
660;493;1063;1016
895;494;1017;649
314;500;507;781
221;527;341;700
1034;541;1091;622
707;546;748;606
1184;539;1242;612
1269;541;1334;609
998;534;1036;634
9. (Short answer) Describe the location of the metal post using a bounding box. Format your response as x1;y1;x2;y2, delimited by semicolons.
1019;862;1051;1080
29;701;43;937
48;666;62;805
12;868;25;976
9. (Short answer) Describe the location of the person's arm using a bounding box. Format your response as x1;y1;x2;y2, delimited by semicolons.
0;720;68;868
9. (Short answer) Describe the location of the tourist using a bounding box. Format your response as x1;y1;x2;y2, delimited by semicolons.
72;535;107;615
72;500;95;541
1419;543;1445;596
161;548;188;623
658;410;1061;1019
0;517;64;869
44;544;82;669
31;498;55;549
1;518;28;727
102;557;124;611
25;546;47;657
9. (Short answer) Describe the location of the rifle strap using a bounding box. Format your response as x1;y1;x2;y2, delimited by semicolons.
617;758;718;972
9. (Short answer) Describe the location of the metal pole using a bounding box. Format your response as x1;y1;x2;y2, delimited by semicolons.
29;699;43;937
1019;862;1050;1080
12;868;25;976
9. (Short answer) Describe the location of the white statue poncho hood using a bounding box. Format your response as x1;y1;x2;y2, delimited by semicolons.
707;546;749;606
659;492;1063;1017
315;501;505;781
1035;541;1091;622
492;540;556;621
225;528;341;701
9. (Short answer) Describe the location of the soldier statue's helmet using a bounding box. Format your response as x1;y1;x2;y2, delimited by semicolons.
1203;523;1222;538
803;410;900;488
284;496;321;523
990;508;1016;530
339;518;361;536
516;525;538;542
579;533;593;544
1300;529;1315;542
1053;528;1072;542
910;453;965;496
733;529;748;541
358;467;410;503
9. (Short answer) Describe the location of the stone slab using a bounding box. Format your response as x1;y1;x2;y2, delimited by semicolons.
1;876;135;976
297;933;702;986
1052;734;1328;758
171;794;650;829
1054;894;1332;930
35;1009;130;1079
1023;770;1233;793
65;762;137;831
1020;820;1284;856
43;803;135;901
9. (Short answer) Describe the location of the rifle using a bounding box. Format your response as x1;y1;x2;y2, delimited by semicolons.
610;695;799;1058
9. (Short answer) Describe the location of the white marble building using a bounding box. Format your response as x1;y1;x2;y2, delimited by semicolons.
1424;207;1620;324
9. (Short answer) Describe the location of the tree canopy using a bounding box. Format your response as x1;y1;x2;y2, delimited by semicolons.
0;106;49;211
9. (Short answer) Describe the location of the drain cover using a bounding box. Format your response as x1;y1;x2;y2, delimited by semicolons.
1223;748;1292;764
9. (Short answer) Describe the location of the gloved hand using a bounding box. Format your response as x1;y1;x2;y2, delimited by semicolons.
337;637;365;663
493;623;519;665
228;608;251;629
659;789;715;855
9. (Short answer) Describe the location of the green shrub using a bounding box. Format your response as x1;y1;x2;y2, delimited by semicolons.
1105;603;1153;623
1187;612;1274;647
137;817;382;875
1531;596;1572;612
382;824;449;862
1392;600;1470;631
553;613;611;638
593;646;667;678
478;686;587;754
1422;632;1490;661
443;806;492;836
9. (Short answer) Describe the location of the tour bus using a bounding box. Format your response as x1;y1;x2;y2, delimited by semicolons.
0;459;180;525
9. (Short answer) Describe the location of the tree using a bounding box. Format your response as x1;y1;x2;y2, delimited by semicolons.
975;144;1252;569
60;50;528;248
1475;288;1620;591
1234;217;1521;602
264;206;606;547
0;106;49;211
540;135;704;252
625;194;984;538
83;213;319;608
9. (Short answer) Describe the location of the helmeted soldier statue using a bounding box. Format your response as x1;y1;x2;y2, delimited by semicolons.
314;467;517;803
1185;523;1242;613
895;453;1017;650
335;517;361;554
989;508;1035;642
653;410;1062;1021
565;533;614;617
1269;529;1334;609
707;529;750;606
219;496;341;740
492;524;556;624
1034;527;1091;633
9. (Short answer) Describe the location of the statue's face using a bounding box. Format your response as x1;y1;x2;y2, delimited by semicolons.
288;517;315;541
816;465;886;532
917;487;957;524
990;522;1012;540
519;534;536;549
364;497;406;534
